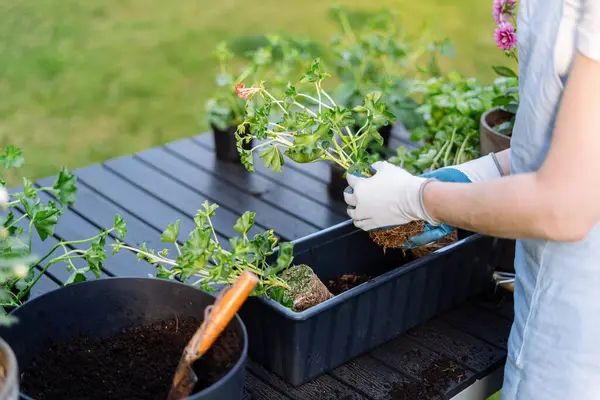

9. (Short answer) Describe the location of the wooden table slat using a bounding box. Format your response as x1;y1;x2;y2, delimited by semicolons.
74;164;230;244
160;140;347;228
188;137;348;216
105;151;315;241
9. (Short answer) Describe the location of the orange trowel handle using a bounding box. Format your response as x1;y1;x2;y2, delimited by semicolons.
190;271;258;360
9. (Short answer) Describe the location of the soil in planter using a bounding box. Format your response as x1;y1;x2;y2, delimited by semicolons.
20;317;242;400
326;274;372;295
388;359;468;400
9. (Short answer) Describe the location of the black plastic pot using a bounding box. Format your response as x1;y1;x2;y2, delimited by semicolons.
240;221;498;386
327;163;347;202
211;124;252;162
0;278;248;400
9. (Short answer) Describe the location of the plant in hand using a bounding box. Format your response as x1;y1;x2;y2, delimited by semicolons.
112;201;331;310
236;60;431;249
0;145;127;314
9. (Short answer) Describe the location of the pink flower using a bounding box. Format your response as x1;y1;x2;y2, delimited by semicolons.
494;22;517;51
493;0;516;25
235;83;260;101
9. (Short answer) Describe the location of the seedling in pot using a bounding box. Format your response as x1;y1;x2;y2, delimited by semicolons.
112;201;332;311
235;60;433;250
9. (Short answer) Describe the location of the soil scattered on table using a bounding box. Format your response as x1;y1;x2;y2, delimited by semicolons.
388;359;469;399
20;317;243;400
327;274;372;295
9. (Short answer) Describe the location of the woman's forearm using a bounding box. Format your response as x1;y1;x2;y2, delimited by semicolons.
423;172;590;242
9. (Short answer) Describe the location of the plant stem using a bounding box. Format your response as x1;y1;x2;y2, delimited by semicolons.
297;94;333;110
319;83;337;107
175;242;182;257
5;214;26;229
442;128;456;167
262;90;288;115
27;221;33;253
292;101;318;117
115;245;177;266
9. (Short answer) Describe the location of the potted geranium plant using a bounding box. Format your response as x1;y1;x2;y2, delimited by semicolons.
206;38;314;162
480;0;519;155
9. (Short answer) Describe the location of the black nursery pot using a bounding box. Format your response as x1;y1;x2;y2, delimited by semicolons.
211;124;252;162
0;278;248;400
240;221;499;386
327;163;347;202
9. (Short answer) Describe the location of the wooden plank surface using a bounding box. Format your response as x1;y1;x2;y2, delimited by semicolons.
15;131;512;400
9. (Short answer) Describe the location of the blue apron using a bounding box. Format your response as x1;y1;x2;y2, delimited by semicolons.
503;1;600;398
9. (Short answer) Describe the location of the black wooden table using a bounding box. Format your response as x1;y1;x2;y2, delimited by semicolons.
16;128;514;400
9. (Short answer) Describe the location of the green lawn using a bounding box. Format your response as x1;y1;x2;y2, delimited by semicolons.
0;0;507;185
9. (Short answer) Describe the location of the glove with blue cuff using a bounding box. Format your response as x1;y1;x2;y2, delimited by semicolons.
344;153;504;248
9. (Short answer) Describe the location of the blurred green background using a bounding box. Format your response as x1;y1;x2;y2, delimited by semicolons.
0;0;505;185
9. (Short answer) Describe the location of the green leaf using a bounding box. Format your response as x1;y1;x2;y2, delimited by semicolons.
22;178;37;199
32;201;60;241
161;220;180;243
53;168;77;206
284;133;324;163
267;287;293;309
274;242;294;274
84;236;107;277
0;145;24;169
113;214;127;239
65;269;88;286
258;145;285;173
300;58;331;83
439;38;454;58
200;201;219;218
233;212;256;235
492;66;518;78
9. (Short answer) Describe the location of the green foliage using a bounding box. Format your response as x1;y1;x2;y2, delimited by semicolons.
0;145;127;315
207;37;316;131
236;60;392;177
112;201;296;304
389;72;517;173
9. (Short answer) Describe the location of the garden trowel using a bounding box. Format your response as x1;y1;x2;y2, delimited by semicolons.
167;271;258;400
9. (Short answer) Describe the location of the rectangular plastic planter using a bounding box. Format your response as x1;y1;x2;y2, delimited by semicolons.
240;220;499;386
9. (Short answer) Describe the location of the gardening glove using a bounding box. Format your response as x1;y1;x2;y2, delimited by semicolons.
344;153;504;248
405;153;505;247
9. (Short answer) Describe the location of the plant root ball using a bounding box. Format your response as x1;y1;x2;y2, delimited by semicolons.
279;264;333;311
368;221;426;249
411;229;459;258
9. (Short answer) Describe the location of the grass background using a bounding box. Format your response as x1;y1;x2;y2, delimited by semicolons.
0;0;508;185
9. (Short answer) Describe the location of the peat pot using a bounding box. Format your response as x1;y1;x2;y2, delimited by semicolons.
479;107;512;155
0;278;248;400
240;221;502;386
211;124;252;162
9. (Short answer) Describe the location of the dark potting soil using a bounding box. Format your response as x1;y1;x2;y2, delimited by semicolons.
326;274;372;295
388;360;468;399
20;317;243;400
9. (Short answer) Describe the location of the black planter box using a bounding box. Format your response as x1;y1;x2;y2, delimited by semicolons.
212;124;252;162
240;221;498;386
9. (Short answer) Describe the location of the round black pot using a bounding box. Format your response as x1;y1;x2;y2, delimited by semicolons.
0;278;248;400
212;124;252;162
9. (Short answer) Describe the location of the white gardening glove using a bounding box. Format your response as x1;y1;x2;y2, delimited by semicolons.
344;153;504;236
344;161;436;231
